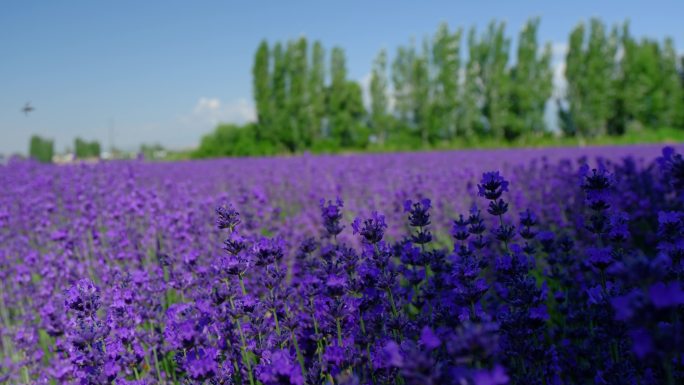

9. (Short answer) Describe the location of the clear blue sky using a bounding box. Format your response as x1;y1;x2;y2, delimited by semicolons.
1;0;682;155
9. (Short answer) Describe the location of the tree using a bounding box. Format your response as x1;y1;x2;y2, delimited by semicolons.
309;41;326;142
391;39;431;145
29;135;54;163
565;22;588;136
370;49;389;144
392;44;417;125
252;40;271;140
90;141;101;158
509;17;553;137
609;24;683;133
287;37;309;149
680;56;684;119
609;22;633;135
343;80;368;146
329;47;353;146
478;21;512;139
239;17;683;157
412;41;431;145
193;123;275;158
587;18;618;136
271;42;289;149
565;19;617;137
431;23;462;140
460;27;483;138
74;138;101;158
660;38;684;128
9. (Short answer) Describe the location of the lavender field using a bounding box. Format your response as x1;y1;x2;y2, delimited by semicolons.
1;144;683;385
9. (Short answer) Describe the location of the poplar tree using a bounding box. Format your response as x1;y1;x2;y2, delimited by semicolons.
609;22;633;135
29;136;54;163
252;40;271;140
309;41;326;142
431;23;462;140
565;19;617;137
288;37;308;148
391;39;432;144
329;46;353;146
370;49;389;144
565;22;589;136
478;21;511;139
660;38;684;128
413;40;431;145
509;17;553;137
586;18;618;136
392;44;416;125
460;27;483;138
271;42;289;147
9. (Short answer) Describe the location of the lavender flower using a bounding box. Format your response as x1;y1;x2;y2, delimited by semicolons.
320;198;345;238
216;204;241;230
352;211;387;244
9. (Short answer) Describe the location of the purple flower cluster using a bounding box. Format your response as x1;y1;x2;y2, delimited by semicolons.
0;144;682;384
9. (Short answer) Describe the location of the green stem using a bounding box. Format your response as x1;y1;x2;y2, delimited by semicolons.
359;315;376;383
292;331;307;378
152;347;163;383
336;318;343;346
386;288;399;318
385;287;402;340
498;214;509;253
226;284;255;385
310;297;324;364
238;274;248;296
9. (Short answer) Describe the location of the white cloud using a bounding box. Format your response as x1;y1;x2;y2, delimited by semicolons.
191;97;256;125
152;97;258;150
194;97;221;113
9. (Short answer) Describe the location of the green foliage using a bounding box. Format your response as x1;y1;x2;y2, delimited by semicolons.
509;18;553;137
29;135;54;163
194;17;683;159
565;19;684;138
365;126;684;153
74;138;101;159
309;41;326;143
252;40;271;139
192;123;277;158
478;21;512;140
370;49;389;144
460;27;483;138
431;23;462;141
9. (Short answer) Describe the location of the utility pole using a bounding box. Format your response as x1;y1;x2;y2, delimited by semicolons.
108;118;115;158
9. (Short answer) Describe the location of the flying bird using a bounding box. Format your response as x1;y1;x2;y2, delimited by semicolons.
22;102;35;116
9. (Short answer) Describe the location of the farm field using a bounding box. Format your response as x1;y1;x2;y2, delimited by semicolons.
1;143;683;385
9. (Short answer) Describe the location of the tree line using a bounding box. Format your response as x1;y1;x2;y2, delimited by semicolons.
29;136;55;163
193;17;684;158
28;136;102;163
562;20;683;136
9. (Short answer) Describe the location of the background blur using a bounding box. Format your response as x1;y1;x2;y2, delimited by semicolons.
1;0;683;161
